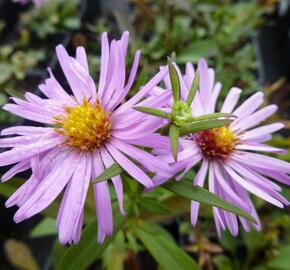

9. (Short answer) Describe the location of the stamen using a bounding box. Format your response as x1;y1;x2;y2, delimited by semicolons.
194;126;237;160
54;99;111;152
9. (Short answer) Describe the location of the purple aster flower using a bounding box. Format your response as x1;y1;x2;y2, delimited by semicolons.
14;0;48;8
0;31;172;244
151;59;290;236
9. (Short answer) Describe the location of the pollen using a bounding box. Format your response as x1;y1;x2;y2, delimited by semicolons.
194;126;238;161
54;99;111;152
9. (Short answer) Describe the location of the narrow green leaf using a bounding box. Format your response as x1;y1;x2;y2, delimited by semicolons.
186;71;199;106
104;244;124;270
134;221;200;270
179;119;232;136
167;57;180;102
93;163;123;183
5;88;25;99
30;217;56;238
213;255;232;270
192;112;235;122
163;180;256;222
56;213;127;270
169;124;180;161
140;198;172;215
134;106;171;119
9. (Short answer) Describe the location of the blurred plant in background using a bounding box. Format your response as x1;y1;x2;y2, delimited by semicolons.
0;0;290;270
126;0;267;96
20;0;81;39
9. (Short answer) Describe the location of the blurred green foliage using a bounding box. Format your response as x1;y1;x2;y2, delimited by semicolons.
20;0;81;39
124;0;268;96
1;0;290;270
0;0;81;114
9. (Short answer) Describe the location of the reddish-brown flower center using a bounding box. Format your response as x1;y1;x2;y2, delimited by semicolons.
194;126;237;160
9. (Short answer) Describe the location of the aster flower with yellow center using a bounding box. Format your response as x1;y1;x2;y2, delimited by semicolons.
0;31;172;244
150;59;290;236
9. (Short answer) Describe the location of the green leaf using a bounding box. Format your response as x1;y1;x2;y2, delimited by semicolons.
179;119;232;136
134;106;171;119
102;231;126;270
168;57;180;102
104;244;124;270
169;124;180;161
52;241;67;270
213;255;232;270
4;239;39;270
219;231;238;255
186;71;199;106
140;198;172;215
0;63;13;84
134;221;200;270
56;213;127;270
242;229;264;251
267;244;290;270
163;180;256;222
5;88;25;99
30;217;56;238
93;163;123;183
192;113;235;122
63;18;81;29
176;39;218;64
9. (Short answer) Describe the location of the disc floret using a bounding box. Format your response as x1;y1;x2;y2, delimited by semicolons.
194;126;238;160
54;99;111;152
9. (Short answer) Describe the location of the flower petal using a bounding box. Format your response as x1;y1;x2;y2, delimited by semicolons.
221;87;241;113
115;68;168;114
92;151;113;243
0;137;62;167
98;32;110;99
224;164;283;208
13;151;78;223
100;147;126;215
105;142;153;188
57;154;92;244
233;92;264;118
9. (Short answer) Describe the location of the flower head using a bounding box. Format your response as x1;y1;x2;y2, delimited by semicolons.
54;98;112;151
0;31;171;244
152;59;290;236
193;126;238;161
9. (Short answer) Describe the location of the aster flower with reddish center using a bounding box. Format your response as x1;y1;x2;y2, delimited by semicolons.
0;31;172;244
151;59;290;236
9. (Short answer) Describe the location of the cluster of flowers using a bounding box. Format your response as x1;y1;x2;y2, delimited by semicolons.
0;32;289;244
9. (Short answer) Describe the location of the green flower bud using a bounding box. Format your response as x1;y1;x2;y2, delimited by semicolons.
172;101;193;127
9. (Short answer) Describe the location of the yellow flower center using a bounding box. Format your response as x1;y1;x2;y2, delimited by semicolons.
194;126;238;160
54;99;111;152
